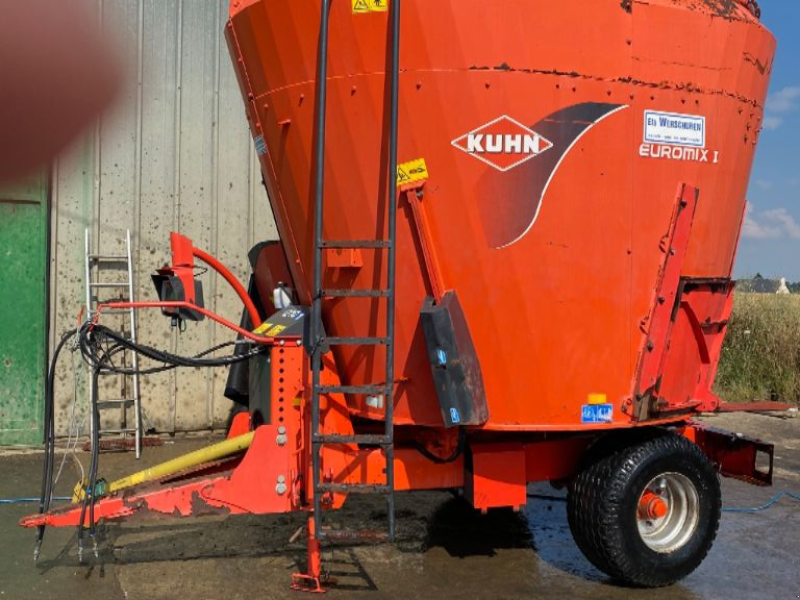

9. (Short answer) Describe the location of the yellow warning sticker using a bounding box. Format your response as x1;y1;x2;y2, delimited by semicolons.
397;158;429;185
253;322;288;336
267;324;287;336
253;322;273;335
352;0;388;14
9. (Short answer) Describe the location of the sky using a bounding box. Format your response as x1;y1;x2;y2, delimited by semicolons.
735;3;800;279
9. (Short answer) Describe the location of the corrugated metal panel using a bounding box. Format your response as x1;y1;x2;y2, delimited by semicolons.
50;0;276;436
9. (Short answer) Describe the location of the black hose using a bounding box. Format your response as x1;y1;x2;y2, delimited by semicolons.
412;427;466;464
78;325;261;375
35;322;261;560
36;329;77;554
77;367;100;552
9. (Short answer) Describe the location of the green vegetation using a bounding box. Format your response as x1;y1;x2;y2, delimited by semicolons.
714;293;800;404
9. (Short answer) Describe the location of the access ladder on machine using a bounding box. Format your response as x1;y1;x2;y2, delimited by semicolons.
309;0;401;544
84;228;143;458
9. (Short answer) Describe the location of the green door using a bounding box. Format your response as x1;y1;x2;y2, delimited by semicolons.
0;173;48;445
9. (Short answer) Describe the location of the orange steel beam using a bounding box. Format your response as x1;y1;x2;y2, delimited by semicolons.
403;186;446;304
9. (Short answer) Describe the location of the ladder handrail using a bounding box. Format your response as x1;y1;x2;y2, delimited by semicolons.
125;229;142;459
384;0;401;541
310;0;332;547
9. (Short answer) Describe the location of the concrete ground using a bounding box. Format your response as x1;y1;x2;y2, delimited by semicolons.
0;412;797;600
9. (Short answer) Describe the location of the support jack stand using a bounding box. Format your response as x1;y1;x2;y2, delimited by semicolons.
290;518;329;594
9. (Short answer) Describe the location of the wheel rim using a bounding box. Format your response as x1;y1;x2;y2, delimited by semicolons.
636;472;700;553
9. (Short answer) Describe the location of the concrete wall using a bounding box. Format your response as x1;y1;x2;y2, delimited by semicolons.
50;0;276;436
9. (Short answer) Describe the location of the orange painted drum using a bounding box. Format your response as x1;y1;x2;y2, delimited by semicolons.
225;1;775;431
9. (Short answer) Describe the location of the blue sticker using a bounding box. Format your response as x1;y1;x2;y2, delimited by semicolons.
581;403;614;424
449;407;461;424
254;135;268;156
436;349;447;366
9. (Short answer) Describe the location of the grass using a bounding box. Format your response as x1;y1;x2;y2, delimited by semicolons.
714;292;800;405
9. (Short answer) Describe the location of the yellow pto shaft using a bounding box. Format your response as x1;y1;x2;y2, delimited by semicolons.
73;431;255;503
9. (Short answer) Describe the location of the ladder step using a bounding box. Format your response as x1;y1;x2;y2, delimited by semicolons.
319;529;390;543
97;399;135;409
317;384;386;395
325;337;389;346
101;308;133;315
89;282;131;288
88;254;128;261
313;433;391;445
321;289;390;298
319;240;391;249
317;483;390;495
99;428;137;434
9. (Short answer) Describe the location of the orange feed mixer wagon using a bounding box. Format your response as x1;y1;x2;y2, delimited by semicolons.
25;0;778;592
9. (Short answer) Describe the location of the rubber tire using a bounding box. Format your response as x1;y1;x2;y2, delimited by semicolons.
567;433;721;587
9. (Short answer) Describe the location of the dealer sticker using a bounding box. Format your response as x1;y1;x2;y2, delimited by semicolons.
644;111;705;148
640;109;719;164
581;403;614;424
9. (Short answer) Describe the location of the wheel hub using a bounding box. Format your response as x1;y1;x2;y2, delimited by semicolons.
636;472;700;553
638;491;669;520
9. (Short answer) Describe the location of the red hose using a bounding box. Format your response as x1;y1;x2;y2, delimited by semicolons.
193;247;262;328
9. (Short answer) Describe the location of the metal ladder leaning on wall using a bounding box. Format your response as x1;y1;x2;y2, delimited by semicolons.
84;228;143;458
309;0;401;544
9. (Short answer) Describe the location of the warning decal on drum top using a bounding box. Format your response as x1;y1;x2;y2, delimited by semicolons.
352;0;388;13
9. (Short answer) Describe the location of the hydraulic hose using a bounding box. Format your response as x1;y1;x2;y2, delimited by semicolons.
36;329;76;559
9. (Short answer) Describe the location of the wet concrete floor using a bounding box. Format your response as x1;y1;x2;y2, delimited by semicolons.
0;412;797;599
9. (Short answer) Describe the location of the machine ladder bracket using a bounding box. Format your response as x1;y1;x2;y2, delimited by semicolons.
316;384;385;395
312;434;391;445
320;289;390;298
324;336;389;346
318;240;391;249
318;529;391;543
316;483;391;495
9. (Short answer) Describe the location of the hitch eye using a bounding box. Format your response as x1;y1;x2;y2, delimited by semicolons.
755;449;772;477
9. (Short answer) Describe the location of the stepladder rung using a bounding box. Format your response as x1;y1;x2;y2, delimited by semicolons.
316;483;390;495
99;428;137;434
96;399;135;409
89;282;131;288
88;329;133;340
318;240;391;249
99;308;134;315
321;289;390;298
313;433;391;445
88;254;128;261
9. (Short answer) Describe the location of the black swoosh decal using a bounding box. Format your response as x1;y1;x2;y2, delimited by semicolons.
479;102;628;249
